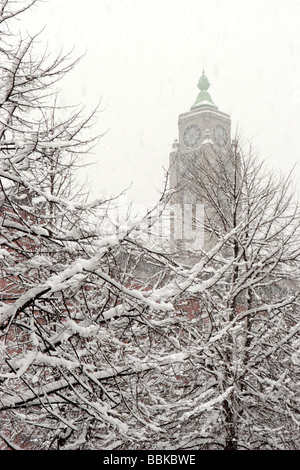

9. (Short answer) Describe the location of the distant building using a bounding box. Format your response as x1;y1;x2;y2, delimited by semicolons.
169;70;233;253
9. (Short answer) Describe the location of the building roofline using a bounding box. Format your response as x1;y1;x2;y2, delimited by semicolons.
178;106;231;122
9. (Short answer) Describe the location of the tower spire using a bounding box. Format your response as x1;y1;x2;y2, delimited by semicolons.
191;70;218;110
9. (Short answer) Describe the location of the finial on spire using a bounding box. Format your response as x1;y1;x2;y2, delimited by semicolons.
197;71;210;92
191;69;218;110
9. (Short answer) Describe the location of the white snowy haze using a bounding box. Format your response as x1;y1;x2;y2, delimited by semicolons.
23;0;300;207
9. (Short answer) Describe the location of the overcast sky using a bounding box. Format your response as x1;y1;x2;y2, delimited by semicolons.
25;0;300;207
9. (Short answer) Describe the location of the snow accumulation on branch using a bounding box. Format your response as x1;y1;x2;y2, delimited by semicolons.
0;245;174;329
151;227;238;300
180;386;234;420
203;292;300;347
0;168;105;212
0;351;190;412
0;138;87;151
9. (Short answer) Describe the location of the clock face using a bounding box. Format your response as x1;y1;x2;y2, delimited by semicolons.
183;124;201;148
214;125;228;148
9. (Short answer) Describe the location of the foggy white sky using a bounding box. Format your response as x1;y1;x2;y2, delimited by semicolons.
24;0;300;206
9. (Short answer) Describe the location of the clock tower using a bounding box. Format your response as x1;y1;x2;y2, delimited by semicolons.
169;71;232;251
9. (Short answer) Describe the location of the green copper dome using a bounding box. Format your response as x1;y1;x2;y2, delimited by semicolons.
191;70;218;110
198;72;210;91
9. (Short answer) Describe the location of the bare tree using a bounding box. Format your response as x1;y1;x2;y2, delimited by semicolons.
1;1;299;452
152;138;300;450
0;0;203;450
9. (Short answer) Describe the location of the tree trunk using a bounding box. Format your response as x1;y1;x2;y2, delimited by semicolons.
223;399;238;450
